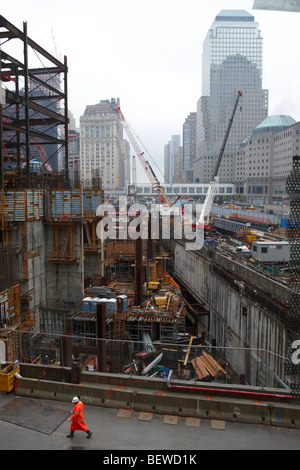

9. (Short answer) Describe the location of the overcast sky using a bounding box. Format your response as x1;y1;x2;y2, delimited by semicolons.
1;0;300;182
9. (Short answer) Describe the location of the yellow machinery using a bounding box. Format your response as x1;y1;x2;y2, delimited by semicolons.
245;230;257;244
154;296;168;308
0;363;20;392
147;281;160;293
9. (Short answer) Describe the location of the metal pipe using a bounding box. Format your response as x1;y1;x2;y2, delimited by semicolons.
169;384;293;400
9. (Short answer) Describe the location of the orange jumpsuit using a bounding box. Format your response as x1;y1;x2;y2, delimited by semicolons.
70;400;88;432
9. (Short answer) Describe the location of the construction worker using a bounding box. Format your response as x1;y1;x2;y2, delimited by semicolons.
67;397;92;438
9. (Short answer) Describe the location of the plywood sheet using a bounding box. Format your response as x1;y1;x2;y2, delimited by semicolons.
138;411;154;422
163;414;178;425
116;408;132;419
210;419;226;430
185;417;201;428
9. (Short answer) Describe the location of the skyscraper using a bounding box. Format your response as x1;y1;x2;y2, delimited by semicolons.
164;135;181;184
194;10;268;189
80;98;125;189
182;112;197;182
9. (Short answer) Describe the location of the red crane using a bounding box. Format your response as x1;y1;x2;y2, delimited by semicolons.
114;106;171;206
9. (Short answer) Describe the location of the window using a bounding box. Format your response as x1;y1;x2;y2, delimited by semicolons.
261;247;268;253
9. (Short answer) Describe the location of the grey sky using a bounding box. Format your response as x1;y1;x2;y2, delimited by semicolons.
1;0;300;182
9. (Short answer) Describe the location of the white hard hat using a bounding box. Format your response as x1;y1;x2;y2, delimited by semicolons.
72;396;79;403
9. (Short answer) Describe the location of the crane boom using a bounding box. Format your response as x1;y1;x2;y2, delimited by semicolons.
114;106;171;206
198;90;242;228
132;155;137;202
212;90;242;180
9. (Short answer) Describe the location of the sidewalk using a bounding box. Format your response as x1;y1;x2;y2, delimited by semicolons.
0;392;300;453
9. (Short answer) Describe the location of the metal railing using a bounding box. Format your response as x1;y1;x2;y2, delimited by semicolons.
0;328;291;391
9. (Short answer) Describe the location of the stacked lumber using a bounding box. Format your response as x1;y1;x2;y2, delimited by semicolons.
191;352;229;381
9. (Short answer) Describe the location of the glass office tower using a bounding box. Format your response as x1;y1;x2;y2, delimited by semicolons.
194;10;268;188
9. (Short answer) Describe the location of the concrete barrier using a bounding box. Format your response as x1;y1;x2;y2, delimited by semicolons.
15;375;300;429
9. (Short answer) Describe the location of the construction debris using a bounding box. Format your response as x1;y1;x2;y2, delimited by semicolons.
191;352;229;381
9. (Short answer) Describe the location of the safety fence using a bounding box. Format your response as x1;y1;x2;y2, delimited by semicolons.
0;329;290;391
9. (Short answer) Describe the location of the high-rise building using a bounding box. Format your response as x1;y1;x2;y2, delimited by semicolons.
238;115;300;206
80;98;125;189
182;112;197;182
164;135;181;184
174;146;183;183
193;10;268;187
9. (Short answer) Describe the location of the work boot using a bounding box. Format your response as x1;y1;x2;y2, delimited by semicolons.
67;431;74;438
86;430;92;438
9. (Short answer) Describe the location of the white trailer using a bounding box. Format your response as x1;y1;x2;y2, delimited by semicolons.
251;241;290;263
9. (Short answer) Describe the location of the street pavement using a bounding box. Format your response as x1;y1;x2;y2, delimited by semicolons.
0;390;299;457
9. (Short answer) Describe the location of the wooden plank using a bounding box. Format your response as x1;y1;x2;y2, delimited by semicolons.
191;353;228;380
183;336;193;366
202;352;227;376
191;357;210;380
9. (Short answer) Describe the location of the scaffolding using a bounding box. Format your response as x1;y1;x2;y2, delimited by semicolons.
0;15;69;189
0;16;106;366
0;284;36;361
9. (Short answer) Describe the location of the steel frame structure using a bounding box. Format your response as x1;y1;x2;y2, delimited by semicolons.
0;15;69;188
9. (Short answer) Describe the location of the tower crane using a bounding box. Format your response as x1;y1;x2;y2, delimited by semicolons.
114;106;171;207
197;90;242;232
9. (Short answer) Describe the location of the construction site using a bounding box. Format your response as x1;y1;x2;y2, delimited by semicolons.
1;15;300;433
0;14;232;387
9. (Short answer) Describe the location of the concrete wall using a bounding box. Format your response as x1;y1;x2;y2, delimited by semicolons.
25;221;47;313
13;220;85;320
174;241;288;386
45;223;84;308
